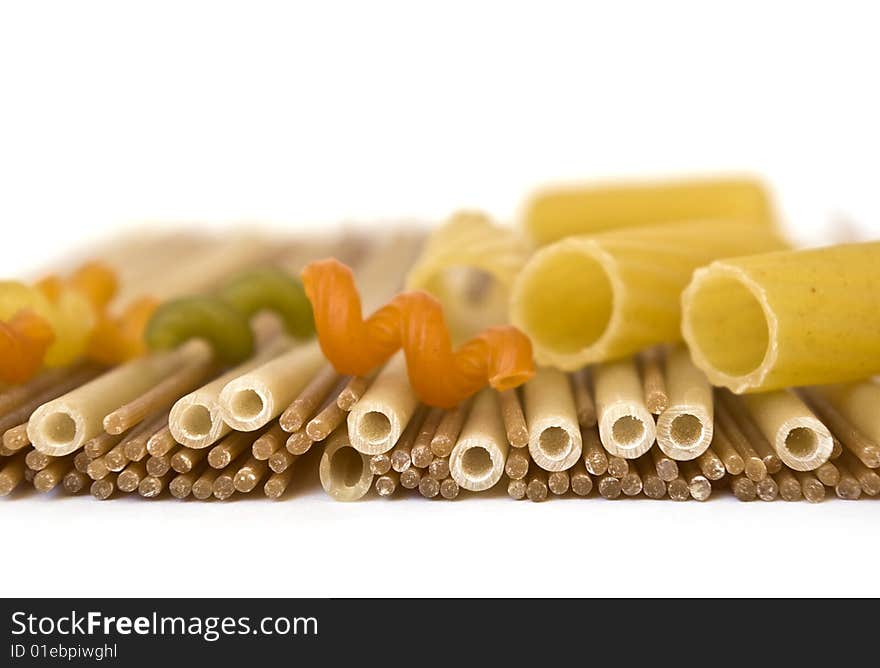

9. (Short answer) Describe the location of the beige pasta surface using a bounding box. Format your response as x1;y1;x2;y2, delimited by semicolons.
510;219;785;370
405;211;529;339
522;176;775;246
681;242;880;393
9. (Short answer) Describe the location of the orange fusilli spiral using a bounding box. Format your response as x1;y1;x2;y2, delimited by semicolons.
301;258;535;408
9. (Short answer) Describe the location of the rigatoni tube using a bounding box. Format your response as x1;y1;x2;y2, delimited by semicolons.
682;242;880;393
522;176;775;246
510;219;785;370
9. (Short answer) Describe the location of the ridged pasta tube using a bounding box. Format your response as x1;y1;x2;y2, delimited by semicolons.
522;176;775;246
406;211;530;338
510;219;786;370
681;242;880;393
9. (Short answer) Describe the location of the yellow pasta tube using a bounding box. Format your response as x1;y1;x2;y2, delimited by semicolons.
405;211;529;338
681;242;880;393
522;176;775;246
510;219;786;370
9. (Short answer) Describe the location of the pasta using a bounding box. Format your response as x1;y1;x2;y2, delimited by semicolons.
741;390;833;471
168;337;293;449
346;353;419;455
814;381;880;448
218;341;325;432
522;368;583;471
27;340;212;456
522;176;775;246
510;219;785;370
593;358;656;459
681;242;880;393
449;389;508;491
302;257;534;408
405;211;530;338
655;346;713;461
0;262;116;382
145;267;313;364
319;425;373;501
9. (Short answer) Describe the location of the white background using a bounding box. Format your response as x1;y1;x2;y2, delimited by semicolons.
1;1;878;597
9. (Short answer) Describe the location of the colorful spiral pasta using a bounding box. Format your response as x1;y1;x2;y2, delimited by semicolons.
145;267;314;363
302;257;534;408
406;211;530;339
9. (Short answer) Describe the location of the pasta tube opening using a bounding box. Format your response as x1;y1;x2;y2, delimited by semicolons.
511;220;785;370
742;390;833;471
594;359;656;459
319;427;373;501
513;246;614;360
449;389;508;491
656;346;713;460
38;411;78;448
683;243;880;393
682;268;771;382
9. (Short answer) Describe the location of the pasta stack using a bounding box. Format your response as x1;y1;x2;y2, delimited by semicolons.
2;176;880;505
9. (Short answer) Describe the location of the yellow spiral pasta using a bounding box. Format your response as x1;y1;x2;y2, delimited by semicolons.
522;176;775;246
0;281;96;368
405;211;529;340
509;219;787;370
681;242;880;393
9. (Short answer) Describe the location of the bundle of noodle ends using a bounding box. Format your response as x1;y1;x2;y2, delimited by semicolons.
681;242;880;393
301;258;535;408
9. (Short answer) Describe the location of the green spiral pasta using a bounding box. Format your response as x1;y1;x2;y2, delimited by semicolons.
219;268;314;340
144;267;313;363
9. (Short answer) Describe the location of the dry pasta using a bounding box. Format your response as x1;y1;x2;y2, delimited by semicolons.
405;211;530;338
681;242;880;393
522;176;775;245
510;219;785;370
